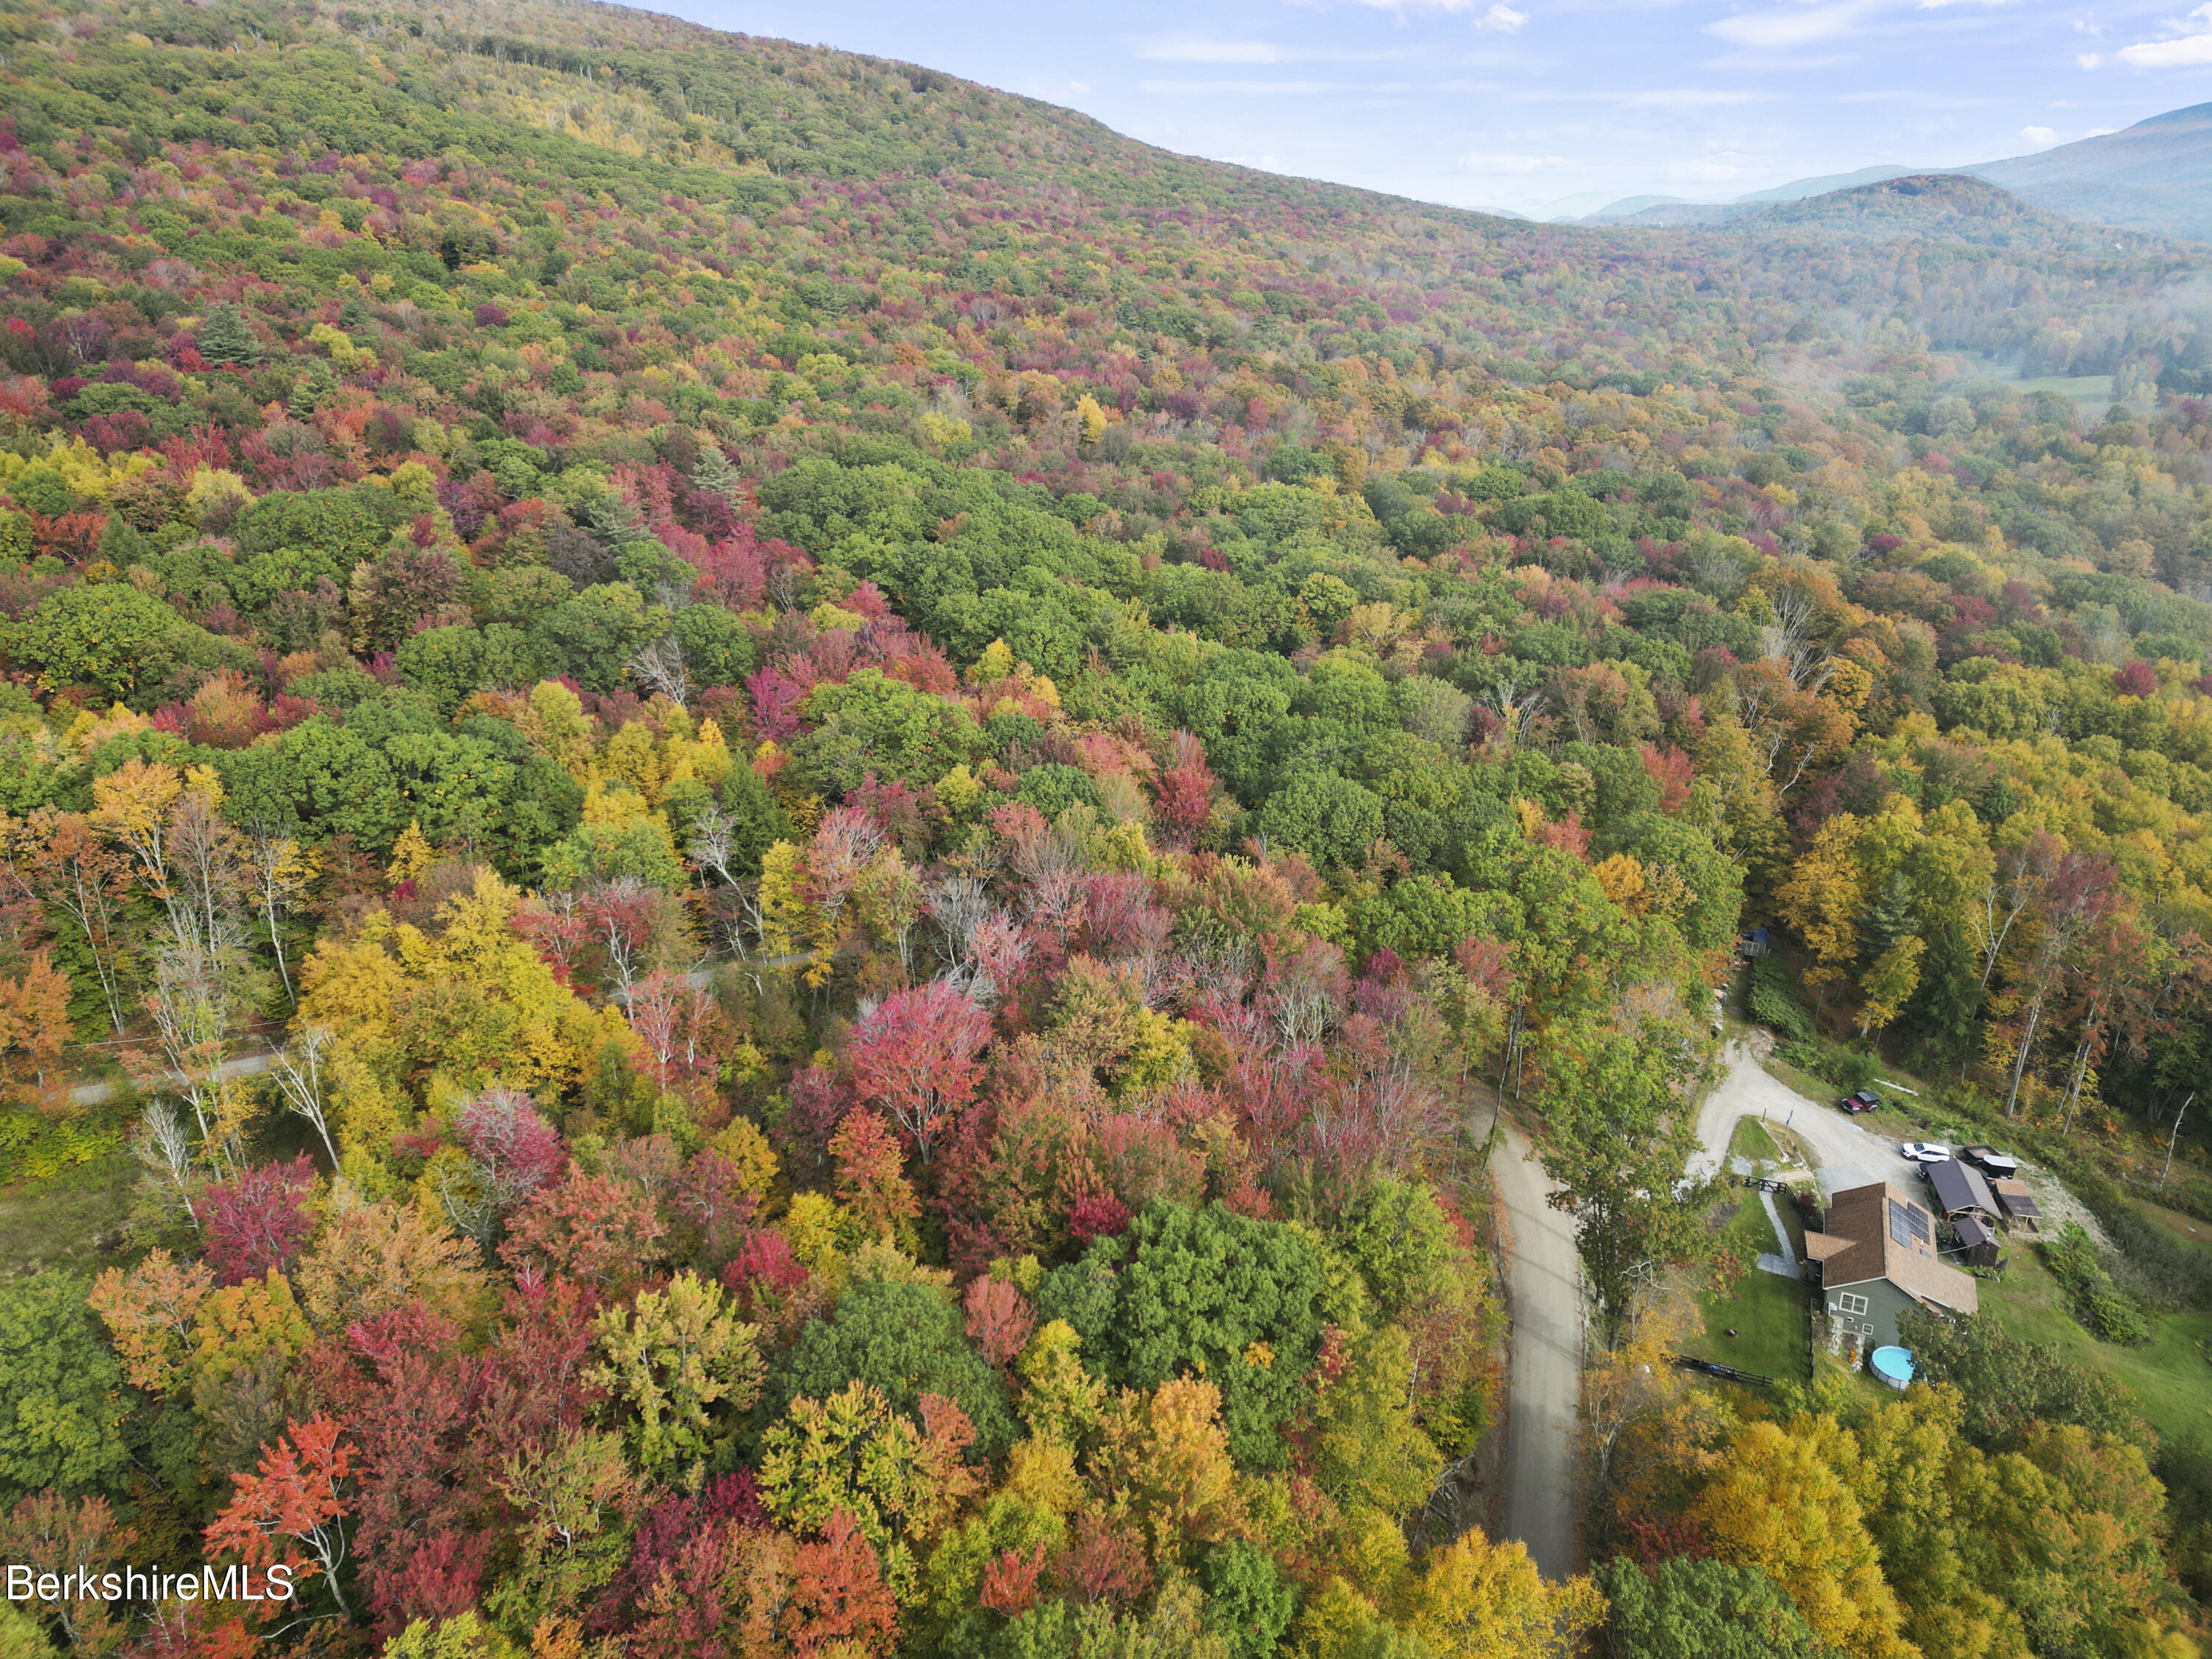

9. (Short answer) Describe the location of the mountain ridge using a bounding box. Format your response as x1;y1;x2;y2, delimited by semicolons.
1564;102;2212;242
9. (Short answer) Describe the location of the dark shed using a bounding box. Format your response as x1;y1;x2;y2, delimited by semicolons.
1952;1214;2001;1267
1926;1158;1999;1220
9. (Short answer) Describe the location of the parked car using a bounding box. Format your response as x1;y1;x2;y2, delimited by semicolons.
1899;1141;1952;1163
1839;1090;1881;1113
1959;1144;2020;1178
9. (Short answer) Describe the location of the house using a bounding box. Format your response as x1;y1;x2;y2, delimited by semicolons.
1805;1180;1980;1351
1925;1157;2000;1222
1992;1179;2041;1230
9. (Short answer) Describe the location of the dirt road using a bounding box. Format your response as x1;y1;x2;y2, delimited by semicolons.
67;1050;278;1109
1493;1122;1580;1580
1690;1040;1894;1193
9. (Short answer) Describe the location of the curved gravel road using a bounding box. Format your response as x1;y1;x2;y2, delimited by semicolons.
1690;1040;1894;1194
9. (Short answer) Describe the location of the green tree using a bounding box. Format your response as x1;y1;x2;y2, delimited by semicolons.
1596;1557;1824;1658
1052;1200;1329;1469
194;302;264;366
1202;1540;1300;1658
395;624;545;718
1339;1178;1454;1319
669;603;760;689
793;669;984;793
585;1270;763;1481
1257;770;1387;869
13;585;185;700
0;1275;131;1502
532;582;660;695
1536;1020;1714;1346
762;1276;1018;1457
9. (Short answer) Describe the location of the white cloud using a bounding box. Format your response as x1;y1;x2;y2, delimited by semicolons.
1707;0;1882;49
2087;125;2115;133
2071;17;2100;32
1478;3;1530;27
1706;49;1857;67
1291;0;1481;12
1458;150;1572;171
1066;80;1092;95
1705;0;2004;49
2077;49;2104;64
1137;78;1388;92
2020;124;2055;141
2105;1;2212;66
1619;86;1783;103
1131;36;1419;62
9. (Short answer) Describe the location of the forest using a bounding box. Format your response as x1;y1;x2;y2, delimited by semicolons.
0;0;2208;1654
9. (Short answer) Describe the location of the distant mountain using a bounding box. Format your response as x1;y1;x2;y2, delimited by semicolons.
1584;194;1689;221
1556;103;2212;242
1618;173;2179;257
1734;164;1916;204
1968;102;2212;241
1531;191;1627;220
1606;201;1753;228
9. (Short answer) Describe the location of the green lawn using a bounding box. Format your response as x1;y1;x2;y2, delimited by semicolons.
1694;1189;1811;1382
0;1155;138;1280
1730;1116;1780;1163
1978;1239;2212;1443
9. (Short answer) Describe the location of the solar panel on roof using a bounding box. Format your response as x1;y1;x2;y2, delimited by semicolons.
1891;1200;1910;1245
1906;1205;1930;1244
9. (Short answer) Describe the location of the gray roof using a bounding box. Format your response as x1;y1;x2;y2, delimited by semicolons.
1927;1157;1998;1218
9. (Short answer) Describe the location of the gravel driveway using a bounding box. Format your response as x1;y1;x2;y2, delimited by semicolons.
1691;1040;1896;1194
1493;1122;1580;1580
1690;1040;2102;1243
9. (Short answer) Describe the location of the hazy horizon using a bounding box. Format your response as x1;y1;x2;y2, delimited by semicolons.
665;0;2212;213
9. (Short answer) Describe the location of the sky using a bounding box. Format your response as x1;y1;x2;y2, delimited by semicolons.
658;0;2212;215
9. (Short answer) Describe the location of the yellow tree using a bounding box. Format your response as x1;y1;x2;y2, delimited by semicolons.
1688;1416;1916;1659
87;1248;215;1394
296;869;629;1101
1859;936;1927;1037
1088;1377;1248;1568
1690;709;1787;901
1394;1526;1606;1659
1777;813;1867;1007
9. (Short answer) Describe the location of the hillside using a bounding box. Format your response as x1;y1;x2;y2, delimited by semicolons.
1975;102;2212;243
1597;104;2212;243
1623;170;2159;248
0;1;2209;1656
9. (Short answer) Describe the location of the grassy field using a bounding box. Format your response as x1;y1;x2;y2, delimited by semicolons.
1695;1189;1811;1382
0;1155;137;1281
1947;352;2135;411
1976;1239;2212;1444
1730;1116;1781;1163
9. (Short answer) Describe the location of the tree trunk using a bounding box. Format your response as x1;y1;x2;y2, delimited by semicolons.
2058;1026;2097;1138
2003;996;2042;1120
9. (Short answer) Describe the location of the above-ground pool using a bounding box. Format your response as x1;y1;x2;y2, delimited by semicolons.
1870;1346;1914;1390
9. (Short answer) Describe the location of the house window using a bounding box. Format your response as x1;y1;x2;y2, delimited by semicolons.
1838;1293;1869;1316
